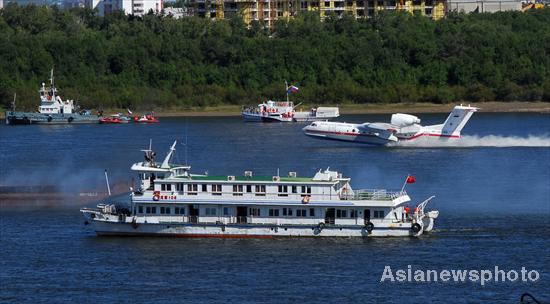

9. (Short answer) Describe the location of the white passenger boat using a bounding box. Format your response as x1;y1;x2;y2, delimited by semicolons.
241;82;339;122
81;141;439;238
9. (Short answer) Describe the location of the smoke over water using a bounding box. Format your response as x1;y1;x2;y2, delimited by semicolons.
390;134;550;148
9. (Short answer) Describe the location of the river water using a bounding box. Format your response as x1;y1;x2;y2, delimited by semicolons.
1;112;549;303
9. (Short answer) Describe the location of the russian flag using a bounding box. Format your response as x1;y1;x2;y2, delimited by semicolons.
287;85;299;94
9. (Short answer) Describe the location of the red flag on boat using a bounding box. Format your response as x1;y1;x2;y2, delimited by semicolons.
406;175;416;184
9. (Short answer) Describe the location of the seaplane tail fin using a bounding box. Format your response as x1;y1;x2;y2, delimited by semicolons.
438;105;478;137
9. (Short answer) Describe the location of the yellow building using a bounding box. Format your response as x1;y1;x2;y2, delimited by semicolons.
189;0;447;26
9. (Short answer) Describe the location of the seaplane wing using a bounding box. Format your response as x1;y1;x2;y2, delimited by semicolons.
357;123;398;141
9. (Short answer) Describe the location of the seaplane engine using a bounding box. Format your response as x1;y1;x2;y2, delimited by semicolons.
390;113;421;127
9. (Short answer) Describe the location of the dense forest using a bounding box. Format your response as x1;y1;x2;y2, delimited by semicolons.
1;5;549;111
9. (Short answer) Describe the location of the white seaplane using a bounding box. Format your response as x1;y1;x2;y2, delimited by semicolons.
302;105;478;145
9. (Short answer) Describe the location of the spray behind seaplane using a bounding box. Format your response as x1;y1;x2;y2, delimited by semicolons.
302;105;478;145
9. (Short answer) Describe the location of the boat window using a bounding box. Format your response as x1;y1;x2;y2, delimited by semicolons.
249;208;261;216
297;209;307;217
187;184;198;195
291;186;297;193
175;207;185;215
282;208;288;216
145;206;156;214
268;209;279;217
255;185;266;196
233;185;244;196
246;185;252;193
212;184;222;195
176;183;184;192
374;210;385;218
311;123;317;127
336;209;347;218
301;186;312;196
161;184;166;191
309;208;315;217
350;209;357;218
205;208;217;216
223;207;230;215
278;185;288;196
160;206;171;214
202;184;207;192
138;206;143;214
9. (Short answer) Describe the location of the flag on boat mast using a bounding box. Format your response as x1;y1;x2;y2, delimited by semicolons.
400;174;416;193
287;85;299;94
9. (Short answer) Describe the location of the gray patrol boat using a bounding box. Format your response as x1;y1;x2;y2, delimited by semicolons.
5;70;99;125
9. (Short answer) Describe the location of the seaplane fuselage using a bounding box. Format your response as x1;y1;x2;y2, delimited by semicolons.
303;105;478;145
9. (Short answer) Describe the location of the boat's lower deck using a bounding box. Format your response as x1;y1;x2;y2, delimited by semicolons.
89;218;419;237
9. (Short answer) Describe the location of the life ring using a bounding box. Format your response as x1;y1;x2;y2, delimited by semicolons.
365;222;374;233
318;222;325;231
302;195;310;204
68;117;74;123
153;195;160;201
411;223;422;233
47;116;53;122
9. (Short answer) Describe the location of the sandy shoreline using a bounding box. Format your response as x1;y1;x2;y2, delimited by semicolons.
2;102;549;119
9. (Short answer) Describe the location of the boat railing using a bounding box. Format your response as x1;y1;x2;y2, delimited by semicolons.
340;189;406;201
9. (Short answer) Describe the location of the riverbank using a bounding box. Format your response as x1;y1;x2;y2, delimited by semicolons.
138;102;550;117
2;102;549;119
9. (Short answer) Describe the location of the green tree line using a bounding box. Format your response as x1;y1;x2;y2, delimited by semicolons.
1;5;549;111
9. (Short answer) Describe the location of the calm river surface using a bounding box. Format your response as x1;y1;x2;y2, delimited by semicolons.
1;112;549;303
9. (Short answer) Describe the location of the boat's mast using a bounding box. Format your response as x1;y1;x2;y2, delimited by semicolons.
104;169;112;196
49;68;56;100
12;93;16;112
285;80;289;103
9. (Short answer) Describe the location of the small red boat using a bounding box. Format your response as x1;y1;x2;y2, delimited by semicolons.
133;113;159;123
99;114;131;124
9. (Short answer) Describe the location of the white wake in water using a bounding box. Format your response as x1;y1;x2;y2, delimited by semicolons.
391;135;550;148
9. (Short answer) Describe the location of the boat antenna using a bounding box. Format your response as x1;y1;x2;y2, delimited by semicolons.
149;138;152;151
12;93;16;112
104;169;112;196
184;120;188;166
50;68;54;87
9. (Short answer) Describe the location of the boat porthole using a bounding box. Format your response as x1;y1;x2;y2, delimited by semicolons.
167;225;170;228
284;228;287;231
339;228;342;231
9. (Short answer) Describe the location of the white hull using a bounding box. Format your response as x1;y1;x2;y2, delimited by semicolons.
242;112;292;122
90;219;416;237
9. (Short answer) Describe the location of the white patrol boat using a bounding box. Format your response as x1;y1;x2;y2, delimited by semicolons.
241;82;339;122
5;69;99;125
80;141;439;238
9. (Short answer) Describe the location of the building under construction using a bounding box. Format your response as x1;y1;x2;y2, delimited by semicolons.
189;0;529;25
191;0;446;25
